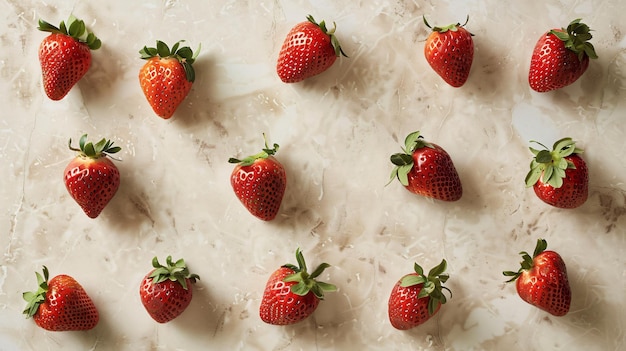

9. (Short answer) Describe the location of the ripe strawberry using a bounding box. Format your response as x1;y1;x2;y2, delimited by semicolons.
38;15;101;100
259;248;336;325
423;16;474;87
388;131;462;201
23;266;99;331
228;135;287;221
503;239;571;316
529;18;598;92
139;40;200;119
64;134;121;218
277;15;347;83
139;256;199;323
388;259;450;330
525;137;588;209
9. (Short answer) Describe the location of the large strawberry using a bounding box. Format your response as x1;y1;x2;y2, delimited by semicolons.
277;15;347;83
388;131;462;201
139;256;199;323
503;239;571;316
64;134;121;218
423;16;474;87
139;40;200;119
38;15;101;100
259;248;336;325
23;266;99;331
529;18;598;92
525;137;588;209
228;135;287;221
388;259;450;330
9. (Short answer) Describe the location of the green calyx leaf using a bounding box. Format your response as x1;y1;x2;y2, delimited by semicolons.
139;40;201;82
550;18;598;60
524;137;582;189
22;266;50;318
149;256;200;291
306;14;348;58
400;259;451;315
68;134;121;160
282;248;337;300
38;15;101;50
423;15;472;35
228;133;279;166
387;131;434;186
503;238;548;283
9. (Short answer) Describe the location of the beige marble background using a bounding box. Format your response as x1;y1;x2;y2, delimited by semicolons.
1;0;625;350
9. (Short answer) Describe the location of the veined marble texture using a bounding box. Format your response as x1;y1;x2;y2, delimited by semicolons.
1;0;625;350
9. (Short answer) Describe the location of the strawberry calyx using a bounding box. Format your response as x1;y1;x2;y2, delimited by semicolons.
68;134;121;160
306;15;348;58
282;248;337;300
550;19;598;60
22;266;51;318
228;133;279;167
388;131;435;186
139;40;201;82
148;256;199;291
423;15;472;34
38;15;101;50
400;259;451;315
525;137;583;189
503;238;548;282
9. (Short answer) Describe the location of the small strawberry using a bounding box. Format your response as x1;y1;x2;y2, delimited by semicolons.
64;134;121;218
37;15;101;100
260;248;336;325
388;131;462;201
388;259;450;330
529;18;598;92
277;15;347;83
139;256;199;323
228;135;287;221
139;40;200;119
525;137;588;209
23;266;99;331
503;239;571;316
423;16;474;87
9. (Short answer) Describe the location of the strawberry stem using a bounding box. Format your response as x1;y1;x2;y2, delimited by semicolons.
139;40;201;82
503;239;548;282
550;18;598;60
387;131;435;186
149;256;199;291
525;137;582;189
282;248;337;300
68;134;121;160
38;15;101;50
400;259;451;315
22;266;51;318
306;15;348;58
228;133;280;166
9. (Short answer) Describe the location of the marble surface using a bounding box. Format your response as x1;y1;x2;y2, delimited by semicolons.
1;0;625;350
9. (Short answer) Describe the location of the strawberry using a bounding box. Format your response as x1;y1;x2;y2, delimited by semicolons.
277;15;347;83
37;15;101;100
423;16;474;87
259;248;336;325
64;134;121;218
228;135;287;221
525;137;588;209
139;40;200;119
139;256;199;323
503;239;571;316
529;18;598;92
23;266;99;331
388;131;462;201
388;259;450;330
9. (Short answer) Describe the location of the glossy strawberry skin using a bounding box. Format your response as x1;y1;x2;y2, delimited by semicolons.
259;267;320;325
424;26;474;87
388;273;441;330
64;155;120;218
39;33;92;100
139;270;195;323
139;57;192;119
230;156;286;221
33;275;99;331
533;154;588;209
406;144;462;201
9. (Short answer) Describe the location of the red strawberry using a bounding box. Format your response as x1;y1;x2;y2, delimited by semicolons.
388;259;450;330
529;18;598;92
277;15;347;83
423;16;474;87
388;131;462;201
139;256;199;323
37;15;101;100
23;266;99;331
525;137;588;209
139;40;200;119
259;248;336;325
503;239;571;316
229;135;287;221
64;134;121;218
